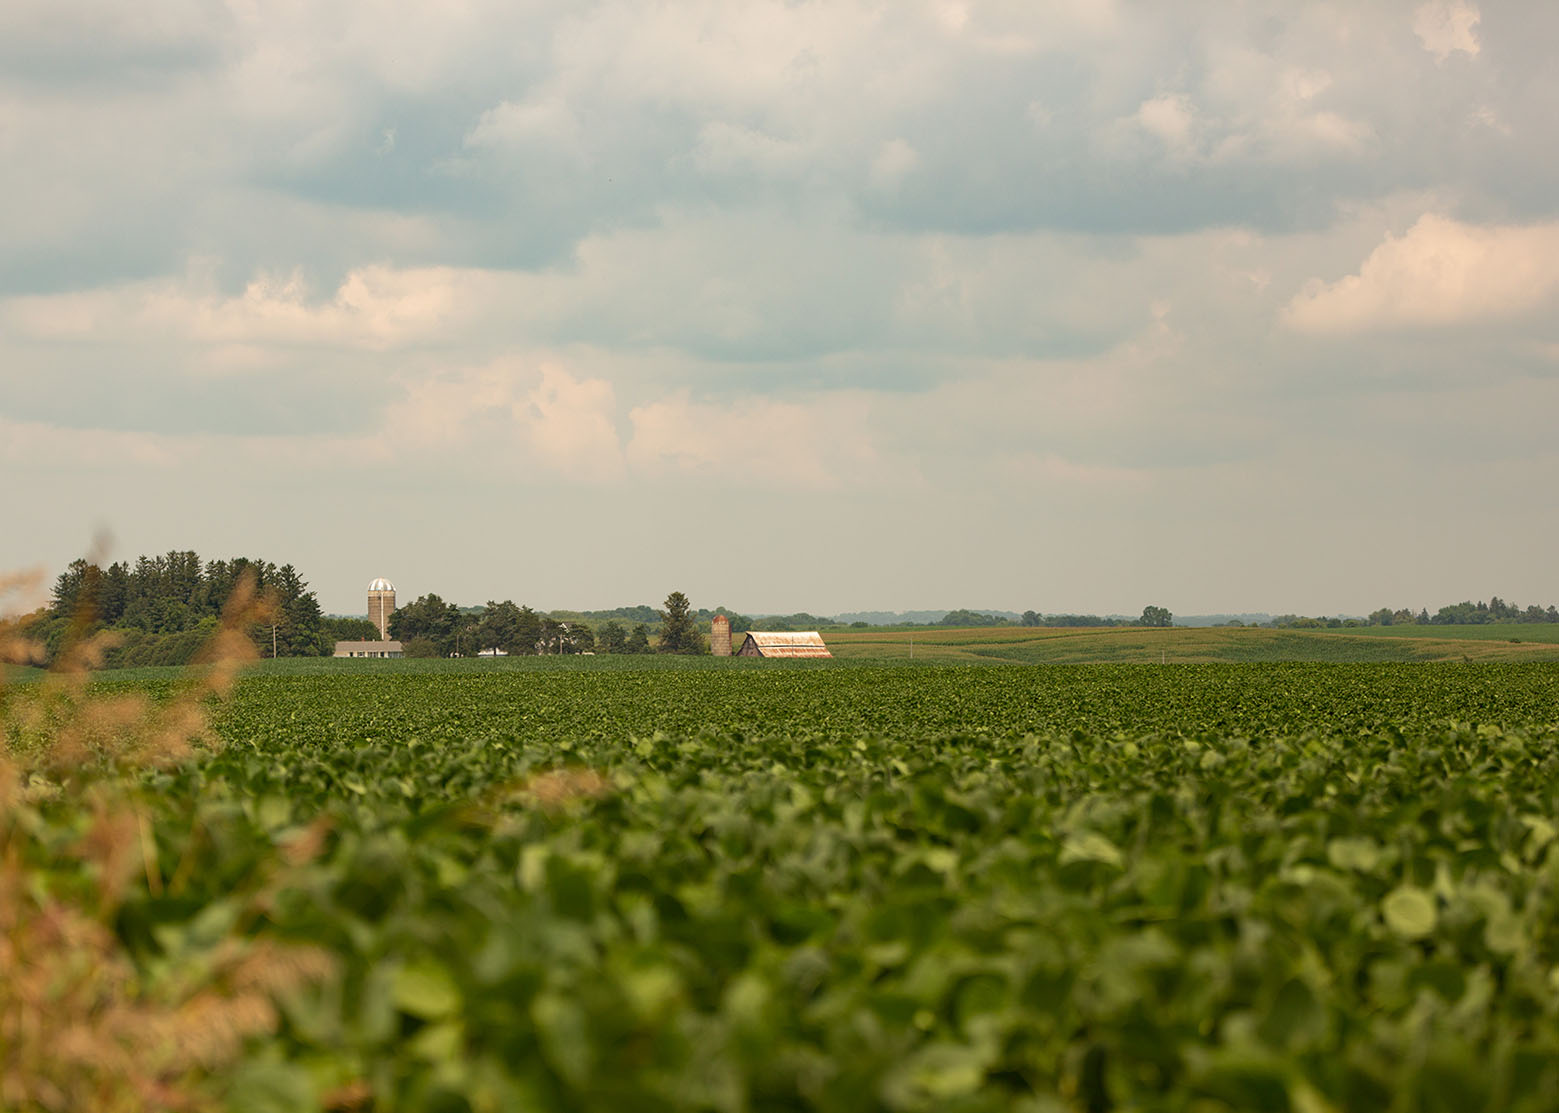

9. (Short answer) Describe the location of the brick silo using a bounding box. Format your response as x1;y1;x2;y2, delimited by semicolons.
368;577;396;640
711;613;732;656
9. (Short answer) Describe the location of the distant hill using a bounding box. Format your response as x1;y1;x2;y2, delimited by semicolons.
1173;614;1275;627
833;610;1024;626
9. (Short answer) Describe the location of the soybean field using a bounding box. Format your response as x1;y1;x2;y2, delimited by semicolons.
6;658;1559;1113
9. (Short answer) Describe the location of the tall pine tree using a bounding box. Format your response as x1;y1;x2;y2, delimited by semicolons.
657;591;705;654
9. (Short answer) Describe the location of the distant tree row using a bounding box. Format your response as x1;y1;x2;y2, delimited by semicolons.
388;595;598;658
389;590;711;657
1275;597;1559;629
718;610;824;633
35;551;330;665
943;609;1012;628
1015;608;1170;628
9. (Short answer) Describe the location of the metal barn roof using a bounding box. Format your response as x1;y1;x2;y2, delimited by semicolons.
739;631;832;658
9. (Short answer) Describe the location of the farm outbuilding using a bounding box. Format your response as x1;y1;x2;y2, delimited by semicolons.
736;632;832;658
334;640;404;658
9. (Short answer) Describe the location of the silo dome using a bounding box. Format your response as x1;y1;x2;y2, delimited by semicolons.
368;577;395;592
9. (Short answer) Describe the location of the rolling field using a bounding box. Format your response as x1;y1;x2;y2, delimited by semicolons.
1312;623;1559;643
6;656;1559;1111
825;624;1559;663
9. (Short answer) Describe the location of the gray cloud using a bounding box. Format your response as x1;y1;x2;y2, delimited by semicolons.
5;0;1559;615
9;0;1553;293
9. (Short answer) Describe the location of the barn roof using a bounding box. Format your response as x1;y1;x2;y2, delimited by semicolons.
741;631;832;658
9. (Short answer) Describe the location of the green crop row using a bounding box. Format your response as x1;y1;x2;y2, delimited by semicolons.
8;661;1559;1112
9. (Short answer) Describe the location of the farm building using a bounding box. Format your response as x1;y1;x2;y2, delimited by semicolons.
736;631;832;658
333;640;404;659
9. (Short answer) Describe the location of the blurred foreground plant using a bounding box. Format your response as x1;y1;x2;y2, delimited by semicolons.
1;570;333;1113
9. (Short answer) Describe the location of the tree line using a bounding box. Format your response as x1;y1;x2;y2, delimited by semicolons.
1275;597;1559;629
26;551;734;667
31;549;1553;671
33;552;342;667
390;590;713;657
388;595;599;658
1012;607;1170;628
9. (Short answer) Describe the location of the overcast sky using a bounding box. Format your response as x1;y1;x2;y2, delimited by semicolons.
3;0;1556;617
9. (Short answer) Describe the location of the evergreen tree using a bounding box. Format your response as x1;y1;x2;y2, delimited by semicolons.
273;564;325;656
50;559;94;617
100;562;129;624
657;591;704;654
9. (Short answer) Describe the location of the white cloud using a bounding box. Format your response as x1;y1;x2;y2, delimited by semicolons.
1470;105;1510;135
626;392;885;490
935;3;970;34
693;121;806;178
380;362;625;483
465;96;582;151
1135;93;1196;155
1413;1;1481;61
1284;110;1372;154
869;138;921;189
1196;47;1374;163
1283;214;1559;334
523;366;626;482
1131;55;1371;168
3;265;507;351
8;0;1559;614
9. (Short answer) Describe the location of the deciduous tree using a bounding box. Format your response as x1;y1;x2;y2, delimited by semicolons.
597;620;627;653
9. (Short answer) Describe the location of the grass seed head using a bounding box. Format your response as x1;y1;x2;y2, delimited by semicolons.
0;562;333;1112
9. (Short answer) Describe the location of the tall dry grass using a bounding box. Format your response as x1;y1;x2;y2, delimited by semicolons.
1;569;335;1112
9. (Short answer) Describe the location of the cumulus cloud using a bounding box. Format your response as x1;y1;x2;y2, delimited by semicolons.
3;265;515;352
1282;214;1559;334
869;138;921;189
693;121;807;179
464;96;582;152
1185;41;1374;165
1135;93;1197;155
8;0;1559;612
1413;1;1480;61
380;363;625;483
626;392;887;489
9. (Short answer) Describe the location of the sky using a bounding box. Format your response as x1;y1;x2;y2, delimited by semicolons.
3;0;1557;618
